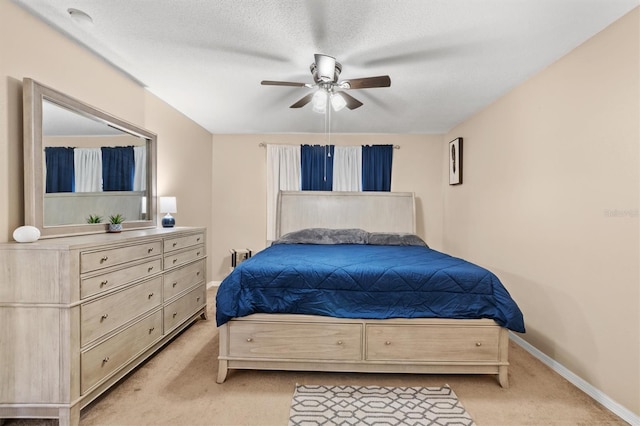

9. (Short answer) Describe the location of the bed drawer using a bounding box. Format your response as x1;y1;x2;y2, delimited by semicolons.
81;241;162;273
164;232;205;253
81;258;161;298
81;277;162;346
81;310;162;394
163;259;205;301
366;325;500;362
163;284;206;332
227;321;363;360
164;246;205;269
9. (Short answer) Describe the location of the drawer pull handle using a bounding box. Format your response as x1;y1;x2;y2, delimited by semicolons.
172;281;178;288
173;259;177;264
173;242;177;247
148;293;154;299
148;247;154;253
149;327;155;333
385;341;391;345
173;312;177;318
196;271;201;276
475;342;482;347
102;357;110;364
197;237;201;242
100;256;109;263
337;341;343;345
148;266;154;272
197;297;201;302
101;314;109;321
100;280;108;287
246;338;253;342
197;251;201;256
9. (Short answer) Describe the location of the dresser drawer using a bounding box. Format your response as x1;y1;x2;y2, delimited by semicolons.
81;259;162;299
164;246;205;269
366;325;500;362
164;259;205;301
81;240;162;273
81;310;162;394
228;321;362;360
81;277;162;346
163;284;206;332
164;232;205;253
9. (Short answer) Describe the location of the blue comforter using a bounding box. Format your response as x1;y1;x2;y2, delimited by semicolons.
216;244;525;332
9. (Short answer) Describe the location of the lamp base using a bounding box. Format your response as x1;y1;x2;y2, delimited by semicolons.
162;213;175;228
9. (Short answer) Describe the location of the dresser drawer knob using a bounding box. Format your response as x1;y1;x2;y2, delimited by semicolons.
101;314;109;321
197;296;201;302
149;327;155;333
148;266;154;272
102;356;110;364
385;341;391;345
173;242;177;247
173;259;177;264
197;237;201;242
196;271;201;276
172;312;177;318
148;293;154;299
197;251;201;256
100;256;109;263
337;341;343;345
246;338;253;342
100;280;108;287
148;247;154;253
475;342;482;347
172;281;178;288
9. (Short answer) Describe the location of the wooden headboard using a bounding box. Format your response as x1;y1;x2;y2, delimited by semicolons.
276;191;416;238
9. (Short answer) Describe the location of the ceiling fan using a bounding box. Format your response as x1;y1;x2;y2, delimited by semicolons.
261;54;391;112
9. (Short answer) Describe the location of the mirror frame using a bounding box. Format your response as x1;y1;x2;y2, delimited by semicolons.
23;78;157;238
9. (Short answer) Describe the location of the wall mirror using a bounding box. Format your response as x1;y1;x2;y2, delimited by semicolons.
23;78;157;238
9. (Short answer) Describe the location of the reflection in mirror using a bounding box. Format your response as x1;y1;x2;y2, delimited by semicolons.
23;78;157;238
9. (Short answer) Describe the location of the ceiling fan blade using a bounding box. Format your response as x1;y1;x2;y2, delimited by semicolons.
261;80;308;87
289;93;314;108
335;91;363;110
342;75;391;89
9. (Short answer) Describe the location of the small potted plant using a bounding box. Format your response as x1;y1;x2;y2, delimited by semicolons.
108;214;125;233
87;214;103;224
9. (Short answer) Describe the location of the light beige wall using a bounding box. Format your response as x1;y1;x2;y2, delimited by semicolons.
211;133;443;279
444;8;639;415
0;1;213;280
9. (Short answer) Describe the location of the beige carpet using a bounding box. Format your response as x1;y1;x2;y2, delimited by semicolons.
4;287;627;425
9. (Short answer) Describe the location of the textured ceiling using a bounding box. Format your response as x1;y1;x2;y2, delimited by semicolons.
12;0;638;134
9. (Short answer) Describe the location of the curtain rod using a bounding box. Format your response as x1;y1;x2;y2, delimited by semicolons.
258;142;400;149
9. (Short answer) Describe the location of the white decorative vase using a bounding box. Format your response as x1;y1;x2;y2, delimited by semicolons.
13;225;41;243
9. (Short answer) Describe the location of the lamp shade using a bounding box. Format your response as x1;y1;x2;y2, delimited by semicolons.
159;196;177;214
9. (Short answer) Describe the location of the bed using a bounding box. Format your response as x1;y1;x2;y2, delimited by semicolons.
216;191;524;387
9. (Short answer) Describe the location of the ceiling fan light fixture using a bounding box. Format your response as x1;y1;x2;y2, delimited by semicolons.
312;90;327;113
330;93;347;112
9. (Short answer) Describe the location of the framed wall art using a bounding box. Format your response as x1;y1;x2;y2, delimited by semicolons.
449;137;463;185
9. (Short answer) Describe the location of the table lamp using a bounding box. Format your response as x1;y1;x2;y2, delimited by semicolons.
159;196;177;228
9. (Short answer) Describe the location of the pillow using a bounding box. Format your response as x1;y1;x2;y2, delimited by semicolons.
273;228;369;245
367;232;428;247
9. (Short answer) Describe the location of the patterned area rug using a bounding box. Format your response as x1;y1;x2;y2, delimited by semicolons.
288;384;476;426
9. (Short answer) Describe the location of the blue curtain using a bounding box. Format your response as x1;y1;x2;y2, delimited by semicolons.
301;145;334;191
362;144;393;191
44;147;75;193
102;146;135;191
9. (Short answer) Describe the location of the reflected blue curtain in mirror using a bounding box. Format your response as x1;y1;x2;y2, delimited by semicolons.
101;146;135;191
44;147;75;193
362;144;393;191
301;144;334;191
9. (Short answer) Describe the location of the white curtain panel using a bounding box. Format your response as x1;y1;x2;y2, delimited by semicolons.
74;148;102;192
333;146;362;191
133;145;147;191
266;144;301;241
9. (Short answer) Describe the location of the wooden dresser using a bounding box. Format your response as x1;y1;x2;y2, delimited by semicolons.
0;227;207;426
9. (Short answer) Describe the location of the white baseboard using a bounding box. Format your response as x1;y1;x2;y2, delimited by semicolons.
509;333;639;426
